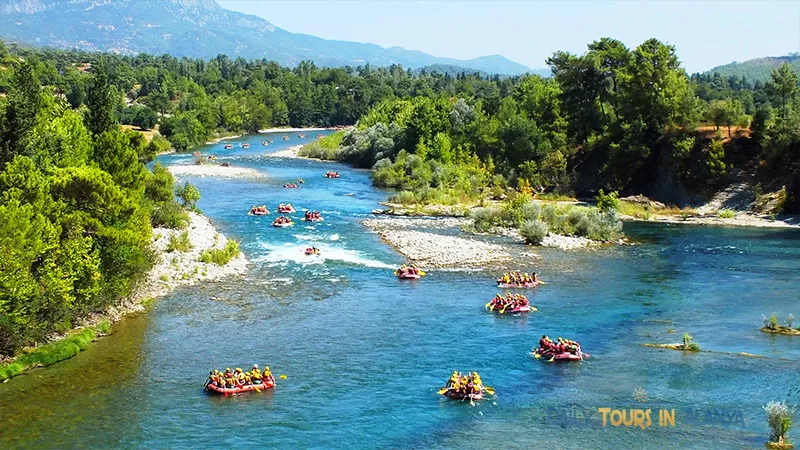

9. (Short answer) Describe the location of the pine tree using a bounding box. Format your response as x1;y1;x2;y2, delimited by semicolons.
0;62;42;165
85;59;118;136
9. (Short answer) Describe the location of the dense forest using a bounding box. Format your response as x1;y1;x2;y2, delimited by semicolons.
1;39;798;208
0;37;798;356
0;41;191;357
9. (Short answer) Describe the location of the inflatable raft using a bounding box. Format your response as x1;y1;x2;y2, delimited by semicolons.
206;378;275;395
398;272;421;280
273;221;293;228
302;217;324;222
446;390;484;401
496;281;541;288
278;207;295;213
533;348;589;361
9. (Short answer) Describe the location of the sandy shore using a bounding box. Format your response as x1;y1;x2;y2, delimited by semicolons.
205;134;242;144
267;145;304;158
363;218;511;268
167;164;264;179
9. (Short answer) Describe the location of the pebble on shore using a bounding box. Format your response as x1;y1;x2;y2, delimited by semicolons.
363;219;511;268
167;164;264;179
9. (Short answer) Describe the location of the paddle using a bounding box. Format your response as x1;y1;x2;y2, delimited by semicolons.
437;387;449;395
534;352;542;359
483;386;495;395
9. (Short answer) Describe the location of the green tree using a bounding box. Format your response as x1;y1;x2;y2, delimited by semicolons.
1;61;42;164
176;181;200;210
92;130;147;193
767;63;799;126
85;60;119;136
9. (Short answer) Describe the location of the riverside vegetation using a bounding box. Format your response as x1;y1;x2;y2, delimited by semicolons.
0;50;244;370
0;39;798;210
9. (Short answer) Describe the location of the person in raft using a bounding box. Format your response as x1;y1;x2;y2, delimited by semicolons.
538;336;582;355
487;293;530;311
273;215;292;225
396;264;421;276
443;371;484;398
498;272;539;285
206;365;275;389
304;211;322;221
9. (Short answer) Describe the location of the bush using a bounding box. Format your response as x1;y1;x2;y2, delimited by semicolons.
176;181;200;210
764;401;795;444
390;190;417;205
682;332;700;351
520;219;549;244
540;204;557;226
150;201;189;229
470;206;503;232
298;131;345;160
719;209;735;218
596;189;619;212
96;319;111;335
166;230;192;253
199;240;240;266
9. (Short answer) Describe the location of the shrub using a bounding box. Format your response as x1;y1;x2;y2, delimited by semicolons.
176;181;200;210
764;401;795;445
520;201;541;222
167;230;192;253
151;201;190;229
199;240;240;266
470;206;503;232
520;219;549;245
719;209;735;218
596;189;620;212
298;131;345;160
390;190;417;205
682;332;700;351
540;204;557;226
96;319;111;335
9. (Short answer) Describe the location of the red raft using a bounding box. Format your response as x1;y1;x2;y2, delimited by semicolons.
398;272;420;280
532;348;590;362
206;378;275;395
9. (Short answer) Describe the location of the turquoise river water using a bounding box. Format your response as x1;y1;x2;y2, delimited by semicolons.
1;132;799;449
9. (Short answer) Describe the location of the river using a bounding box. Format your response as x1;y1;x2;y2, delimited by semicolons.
1;132;799;449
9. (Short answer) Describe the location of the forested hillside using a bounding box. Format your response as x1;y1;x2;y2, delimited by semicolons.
0;42;188;357
707;54;800;83
2;37;797;209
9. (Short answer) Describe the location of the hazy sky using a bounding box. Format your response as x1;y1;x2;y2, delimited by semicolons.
218;0;800;73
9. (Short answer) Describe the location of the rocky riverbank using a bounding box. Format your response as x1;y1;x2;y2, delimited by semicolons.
167;164;264;179
362;218;512;268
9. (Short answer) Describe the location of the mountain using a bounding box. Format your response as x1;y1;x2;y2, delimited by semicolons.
706;54;800;82
0;0;535;75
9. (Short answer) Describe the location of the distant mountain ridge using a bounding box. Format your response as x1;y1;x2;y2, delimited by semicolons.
706;54;800;82
0;0;535;75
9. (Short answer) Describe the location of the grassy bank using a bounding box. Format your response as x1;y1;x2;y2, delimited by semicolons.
0;322;110;381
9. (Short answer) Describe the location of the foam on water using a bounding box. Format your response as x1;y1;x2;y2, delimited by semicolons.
253;241;394;269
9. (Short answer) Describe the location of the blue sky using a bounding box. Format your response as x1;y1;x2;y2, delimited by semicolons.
218;0;799;73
